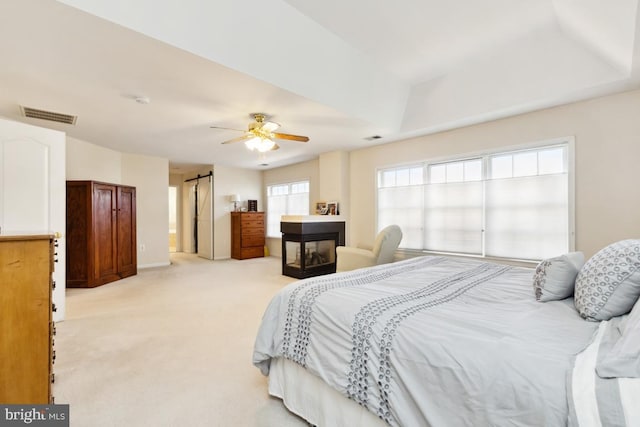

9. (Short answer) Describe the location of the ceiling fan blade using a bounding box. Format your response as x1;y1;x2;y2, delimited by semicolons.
273;133;309;142
210;125;245;132
221;134;251;144
262;121;280;132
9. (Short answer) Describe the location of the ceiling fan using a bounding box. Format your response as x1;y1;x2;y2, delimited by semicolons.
211;113;310;152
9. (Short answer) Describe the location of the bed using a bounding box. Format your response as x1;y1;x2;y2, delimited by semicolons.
253;253;640;426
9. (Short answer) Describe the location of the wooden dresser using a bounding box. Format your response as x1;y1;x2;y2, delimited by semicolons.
66;180;137;287
0;234;56;404
231;212;265;260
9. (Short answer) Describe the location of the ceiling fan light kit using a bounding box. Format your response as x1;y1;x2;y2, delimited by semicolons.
213;113;310;153
245;137;276;152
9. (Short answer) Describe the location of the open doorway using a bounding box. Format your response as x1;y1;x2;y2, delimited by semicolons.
169;186;177;252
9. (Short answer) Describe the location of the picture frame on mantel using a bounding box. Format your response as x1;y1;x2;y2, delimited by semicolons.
315;201;327;215
326;201;338;215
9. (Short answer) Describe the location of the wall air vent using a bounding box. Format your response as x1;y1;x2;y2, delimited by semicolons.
364;135;382;141
20;106;77;125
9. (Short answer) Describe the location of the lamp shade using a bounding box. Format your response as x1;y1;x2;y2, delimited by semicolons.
256;138;275;152
229;194;241;203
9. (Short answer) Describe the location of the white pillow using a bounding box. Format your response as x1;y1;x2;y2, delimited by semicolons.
597;300;640;378
532;252;585;302
574;239;640;321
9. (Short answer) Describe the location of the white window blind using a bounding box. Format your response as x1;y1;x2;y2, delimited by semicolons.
425;159;484;255
485;146;568;259
266;181;309;237
377;142;571;261
378;166;424;249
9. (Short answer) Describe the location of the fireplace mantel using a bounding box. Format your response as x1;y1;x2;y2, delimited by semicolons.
281;215;344;222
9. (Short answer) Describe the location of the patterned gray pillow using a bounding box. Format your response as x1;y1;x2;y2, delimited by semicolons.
574;239;640;321
533;252;585;302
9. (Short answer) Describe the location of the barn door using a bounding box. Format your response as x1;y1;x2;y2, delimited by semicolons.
196;176;213;260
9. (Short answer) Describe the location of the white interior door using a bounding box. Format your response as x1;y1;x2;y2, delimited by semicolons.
1;140;48;231
0;118;66;321
196;177;213;260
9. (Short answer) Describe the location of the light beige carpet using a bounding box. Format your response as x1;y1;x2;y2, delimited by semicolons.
54;253;309;427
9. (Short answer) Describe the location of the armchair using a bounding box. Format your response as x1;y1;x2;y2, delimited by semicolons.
336;225;403;272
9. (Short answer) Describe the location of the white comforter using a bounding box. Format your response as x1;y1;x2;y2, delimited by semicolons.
253;256;599;426
569;318;640;427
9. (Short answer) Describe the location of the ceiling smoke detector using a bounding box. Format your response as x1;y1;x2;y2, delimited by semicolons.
135;96;150;104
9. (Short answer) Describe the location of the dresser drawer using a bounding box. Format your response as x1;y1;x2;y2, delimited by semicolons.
242;234;265;247
241;218;264;229
241;246;264;259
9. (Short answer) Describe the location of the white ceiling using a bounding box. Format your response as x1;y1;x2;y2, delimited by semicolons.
1;0;638;172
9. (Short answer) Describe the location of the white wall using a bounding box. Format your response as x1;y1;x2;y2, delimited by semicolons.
213;164;262;260
66;137;121;182
262;159;319;257
319;150;350;240
350;88;640;258
319;151;349;205
121;153;170;268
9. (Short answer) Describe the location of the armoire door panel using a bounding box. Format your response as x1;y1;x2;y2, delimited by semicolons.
66;183;89;284
117;186;137;278
93;185;118;282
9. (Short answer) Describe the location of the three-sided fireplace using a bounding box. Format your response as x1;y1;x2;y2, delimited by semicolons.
280;217;345;279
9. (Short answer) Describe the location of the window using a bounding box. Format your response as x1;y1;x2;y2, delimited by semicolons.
485;146;568;260
425;159;484;254
266;181;309;237
377;141;572;261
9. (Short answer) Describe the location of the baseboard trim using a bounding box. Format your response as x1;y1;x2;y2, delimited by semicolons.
214;256;231;260
138;262;171;269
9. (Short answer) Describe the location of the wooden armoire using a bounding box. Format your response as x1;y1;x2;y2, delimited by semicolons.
66;181;137;287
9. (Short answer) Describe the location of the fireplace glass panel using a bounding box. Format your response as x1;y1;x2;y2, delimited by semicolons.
305;240;335;268
285;240;336;269
285;240;302;268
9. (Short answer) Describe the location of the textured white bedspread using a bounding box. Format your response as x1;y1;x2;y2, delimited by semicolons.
253;256;598;427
